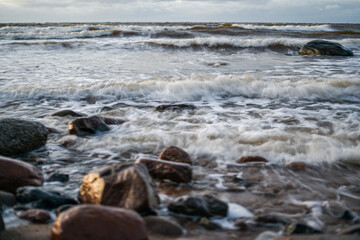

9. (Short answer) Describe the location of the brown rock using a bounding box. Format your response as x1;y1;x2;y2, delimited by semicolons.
0;156;44;194
78;163;159;214
18;209;51;223
49;110;86;118
284;161;307;171
0;191;16;206
68;116;110;136
136;158;192;183
143;216;183;237
159;146;192;165
51;205;148;240
237;156;268;163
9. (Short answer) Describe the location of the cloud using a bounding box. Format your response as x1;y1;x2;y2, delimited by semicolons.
325;4;340;10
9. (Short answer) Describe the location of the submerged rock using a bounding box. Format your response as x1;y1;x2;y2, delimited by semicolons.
237;156;268;163
143;216;184;237
0;118;48;156
136;158;192;183
159;146;193;165
0;156;44;194
18;209;51;223
78;163;159;214
51;205;148;240
168;195;228;218
299;40;354;56
49;110;86;118
155;104;196;112
16;187;78;209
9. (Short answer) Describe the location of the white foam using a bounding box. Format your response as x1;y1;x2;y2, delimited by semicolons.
233;24;334;32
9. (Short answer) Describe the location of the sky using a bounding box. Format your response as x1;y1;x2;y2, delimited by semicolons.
0;0;359;23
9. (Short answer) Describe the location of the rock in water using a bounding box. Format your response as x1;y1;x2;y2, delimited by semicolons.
0;118;48;156
299;40;354;56
237;156;268;163
68;116;110;136
78;163;159;214
51;205;148;240
159;146;193;165
49;110;86;118
18;209;51;223
0;156;44;194
154;104;196;112
136;158;192;183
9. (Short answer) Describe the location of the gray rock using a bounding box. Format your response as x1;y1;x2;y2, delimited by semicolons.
299;40;354;56
0;191;16;207
0;118;48;156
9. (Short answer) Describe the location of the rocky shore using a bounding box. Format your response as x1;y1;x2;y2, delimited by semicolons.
1;115;360;240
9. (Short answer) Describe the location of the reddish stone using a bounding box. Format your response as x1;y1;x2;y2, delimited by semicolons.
136;158;192;183
51;205;148;240
18;209;51;223
237;156;268;163
284;162;307;171
159;146;192;165
0;156;44;194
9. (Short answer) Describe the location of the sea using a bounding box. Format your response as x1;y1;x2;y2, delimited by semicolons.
1;22;360;232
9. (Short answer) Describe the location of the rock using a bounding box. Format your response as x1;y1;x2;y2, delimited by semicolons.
47;173;69;183
143;216;183;237
0;118;48;156
0;191;16;206
18;209;51;223
16;187;78;209
0;224;52;240
154;104;196;112
56;136;77;148
68;116;110;136
0;156;44;194
0;214;4;231
284;161;307;171
136;158;192;183
237;156;268;163
49;110;86;118
168;195;228;218
51;205;148;240
78;163;159;214
159;146;193;165
299;40;354;56
102;117;125;125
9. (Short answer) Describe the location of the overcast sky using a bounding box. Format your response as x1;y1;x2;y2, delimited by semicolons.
0;0;359;23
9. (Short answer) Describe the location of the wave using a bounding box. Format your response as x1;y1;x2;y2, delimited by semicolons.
232;24;335;32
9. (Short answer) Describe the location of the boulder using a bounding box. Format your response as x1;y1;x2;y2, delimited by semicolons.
49;110;86;118
168;195;228;218
0;118;48;156
299;40;354;56
136;158;192;183
237;156;268;163
51;205;148;240
0;191;16;206
78;163;159;214
16;187;78;209
68;116;124;137
143;216;183;237
154;104;196;112
18;209;51;223
0;156;44;194
159;146;192;165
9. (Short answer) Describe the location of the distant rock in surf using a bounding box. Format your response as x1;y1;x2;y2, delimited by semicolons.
159;146;193;165
299;40;353;56
154;104;196;112
49;109;87;118
237;156;268;164
284;161;308;171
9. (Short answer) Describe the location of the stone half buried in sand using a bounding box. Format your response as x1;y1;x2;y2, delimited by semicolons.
0;156;44;194
299;40;354;56
51;204;148;240
136;158;192;183
78;163;159;214
0;118;48;156
159;146;193;165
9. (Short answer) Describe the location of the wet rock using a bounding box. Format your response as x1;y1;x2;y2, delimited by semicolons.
136;158;192;183
143;216;184;237
49;110;86;118
284;223;322;234
0;156;44;194
47;173;69;183
159;146;193;165
56;136;77;148
0;214;4;231
51;204;148;240
55;205;75;216
237;156;268;163
68;116;110;136
168;195;228;218
78;163;159;214
102;117;125;125
0;118;48;156
155;104;196;112
18;209;51;223
16;187;78;209
299;40;354;56
284;161;308;171
0;191;16;206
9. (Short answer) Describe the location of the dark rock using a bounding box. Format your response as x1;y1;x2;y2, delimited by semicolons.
0;156;44;194
0;191;16;206
51;205;148;240
18;209;51;223
299;40;354;56
68;116;110;136
255;215;289;225
16;187;78;209
136;158;192;183
0;118;48;156
237;156;268;163
55;205;75;216
143;216;183;237
78;163;159;214
47;173;69;183
0;214;4;232
168;195;228;218
102;117;125;125
155;104;196;112
49;110;86;118
159;146;193;165
285;223;322;234
284;161;308;171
